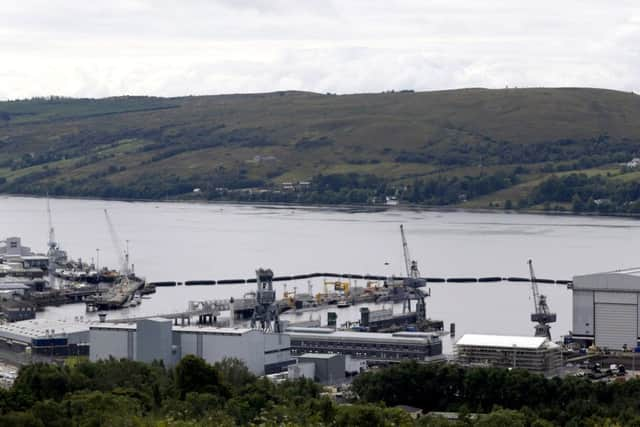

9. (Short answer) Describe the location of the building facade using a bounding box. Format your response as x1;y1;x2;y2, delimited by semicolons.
90;319;293;375
572;269;640;350
285;327;442;362
0;319;89;358
455;334;561;373
297;353;346;384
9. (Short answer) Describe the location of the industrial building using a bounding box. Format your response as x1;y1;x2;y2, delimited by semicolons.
572;269;640;350
285;327;443;362
0;237;33;259
296;353;346;384
90;318;293;375
455;334;561;373
0;319;89;358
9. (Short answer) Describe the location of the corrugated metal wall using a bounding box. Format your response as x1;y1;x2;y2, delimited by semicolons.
595;302;637;350
573;290;594;336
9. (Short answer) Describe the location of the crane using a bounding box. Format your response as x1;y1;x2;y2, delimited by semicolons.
45;198;59;284
46;198;56;254
528;259;556;340
401;224;420;279
104;209;130;276
399;224;427;321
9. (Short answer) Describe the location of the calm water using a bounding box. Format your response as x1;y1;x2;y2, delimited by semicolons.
2;195;640;353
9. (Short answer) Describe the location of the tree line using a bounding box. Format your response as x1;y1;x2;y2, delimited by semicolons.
524;173;640;214
352;361;640;426
4;357;640;426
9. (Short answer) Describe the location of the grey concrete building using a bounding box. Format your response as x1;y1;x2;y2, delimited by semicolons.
137;318;173;366
90;319;293;375
0;319;89;358
285;327;443;362
297;353;346;384
572;269;640;350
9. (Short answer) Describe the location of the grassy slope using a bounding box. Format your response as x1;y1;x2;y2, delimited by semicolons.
1;88;640;206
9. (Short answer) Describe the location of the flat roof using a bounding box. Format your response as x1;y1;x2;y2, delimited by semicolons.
174;326;254;335
456;334;557;350
285;327;440;344
91;323;255;336
0;283;29;290
0;319;89;341
286;327;333;334
299;353;342;360
573;270;640;291
90;323;136;331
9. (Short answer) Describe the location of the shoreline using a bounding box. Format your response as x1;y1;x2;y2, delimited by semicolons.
2;191;639;221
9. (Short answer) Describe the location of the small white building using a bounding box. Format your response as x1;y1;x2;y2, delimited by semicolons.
626;158;640;168
455;334;561;373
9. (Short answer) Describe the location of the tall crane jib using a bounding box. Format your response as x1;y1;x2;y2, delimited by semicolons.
399;225;428;321
104;209;130;276
528;259;557;340
44;199;68;282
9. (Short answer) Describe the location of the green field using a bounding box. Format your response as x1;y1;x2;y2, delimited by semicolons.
1;88;640;210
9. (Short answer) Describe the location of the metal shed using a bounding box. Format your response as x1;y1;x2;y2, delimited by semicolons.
572;269;640;350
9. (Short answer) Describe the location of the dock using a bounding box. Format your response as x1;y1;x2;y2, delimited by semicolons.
85;276;146;311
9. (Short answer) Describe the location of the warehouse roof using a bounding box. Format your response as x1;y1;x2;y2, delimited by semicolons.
90;323;136;331
573;269;640;291
174;326;254;335
286;327;440;344
0;283;29;290
0;319;89;343
299;353;343;360
91;322;255;336
456;334;557;349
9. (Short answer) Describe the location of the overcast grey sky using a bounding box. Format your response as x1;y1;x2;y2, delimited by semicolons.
1;0;638;99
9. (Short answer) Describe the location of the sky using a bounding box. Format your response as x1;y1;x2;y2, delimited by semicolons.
0;0;638;99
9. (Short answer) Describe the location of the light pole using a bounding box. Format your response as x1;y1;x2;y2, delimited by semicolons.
96;248;100;271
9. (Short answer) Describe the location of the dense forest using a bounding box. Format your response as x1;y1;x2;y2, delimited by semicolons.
2;357;640;426
1;89;640;213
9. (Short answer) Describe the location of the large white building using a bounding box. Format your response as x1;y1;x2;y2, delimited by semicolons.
572;269;640;350
90;318;293;375
455;334;561;373
0;318;89;358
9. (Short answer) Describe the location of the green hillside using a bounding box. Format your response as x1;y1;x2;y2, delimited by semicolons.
1;88;640;212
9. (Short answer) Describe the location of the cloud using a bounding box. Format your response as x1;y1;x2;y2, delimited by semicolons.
0;0;638;99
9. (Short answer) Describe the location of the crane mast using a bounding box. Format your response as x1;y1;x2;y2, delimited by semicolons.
399;224;427;321
104;209;129;276
528;259;556;340
400;225;413;277
46;198;56;252
45;198;58;286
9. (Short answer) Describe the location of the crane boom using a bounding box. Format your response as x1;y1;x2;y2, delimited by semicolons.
399;224;427;321
528;259;556;339
46;198;56;251
104;209;129;275
400;225;412;277
528;259;540;313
